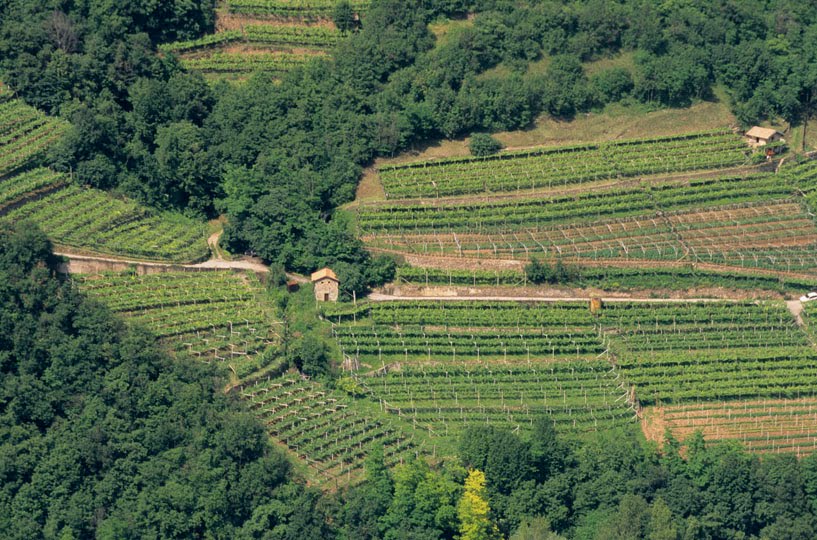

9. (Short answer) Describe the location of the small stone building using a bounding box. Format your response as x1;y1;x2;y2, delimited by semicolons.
745;126;784;148
311;267;339;302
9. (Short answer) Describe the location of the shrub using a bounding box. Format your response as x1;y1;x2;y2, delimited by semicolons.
469;133;503;157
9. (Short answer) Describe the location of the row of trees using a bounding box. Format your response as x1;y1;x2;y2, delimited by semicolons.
341;421;817;540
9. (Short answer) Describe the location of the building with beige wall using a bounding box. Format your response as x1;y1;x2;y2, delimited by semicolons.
311;267;339;302
745;126;784;148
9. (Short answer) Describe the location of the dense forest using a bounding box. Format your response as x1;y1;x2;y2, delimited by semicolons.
2;0;817;291
5;0;817;538
4;225;817;539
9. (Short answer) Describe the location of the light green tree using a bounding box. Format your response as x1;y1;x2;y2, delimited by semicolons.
457;469;500;540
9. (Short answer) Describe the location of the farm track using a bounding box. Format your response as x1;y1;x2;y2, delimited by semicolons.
56;250;272;274
368;293;733;303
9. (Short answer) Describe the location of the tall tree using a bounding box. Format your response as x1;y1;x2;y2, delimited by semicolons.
458;469;500;540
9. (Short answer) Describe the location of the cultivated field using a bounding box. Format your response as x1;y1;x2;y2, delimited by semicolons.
163;0;360;78
326;301;641;441
77;271;281;378
644;399;817;455
0;99;210;262
76;272;421;481
0;98;69;177
356;361;636;439
227;0;369;18
377;131;748;199
323;299;817;454
330;301;604;365
357;132;817;280
598;302;817;405
237;373;421;481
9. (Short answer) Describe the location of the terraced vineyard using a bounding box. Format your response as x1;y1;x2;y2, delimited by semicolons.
0;98;209;262
325;301;638;439
237;374;421;480
357;362;636;438
0;180;209;262
378;131;749;199
0;167;64;210
0;98;69;177
226;0;369;18
645;399;817;455
165;1;355;78
162;24;340;55
599;302;817;406
393;265;815;294
360;167;817;276
395;267;527;287
331;301;604;366
78;272;280;378
324;298;817;455
782;157;817;209
180;50;320;75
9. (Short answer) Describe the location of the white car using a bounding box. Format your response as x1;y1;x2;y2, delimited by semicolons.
800;292;817;302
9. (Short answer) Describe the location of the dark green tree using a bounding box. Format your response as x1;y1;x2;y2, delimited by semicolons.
469;133;503;156
333;0;356;33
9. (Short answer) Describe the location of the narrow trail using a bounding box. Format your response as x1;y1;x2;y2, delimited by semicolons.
787;300;806;327
55;250;273;274
207;230;224;260
369;293;743;303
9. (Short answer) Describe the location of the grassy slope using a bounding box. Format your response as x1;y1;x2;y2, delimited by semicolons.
353;89;737;204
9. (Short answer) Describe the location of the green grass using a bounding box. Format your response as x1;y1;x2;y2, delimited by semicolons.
583;51;636;76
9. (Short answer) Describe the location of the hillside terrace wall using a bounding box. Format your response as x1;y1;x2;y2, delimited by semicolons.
55;254;211;275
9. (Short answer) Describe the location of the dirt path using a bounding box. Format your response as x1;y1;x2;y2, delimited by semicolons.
787;300;806;327
54;249;319;284
54;249;271;273
207;230;224;260
368;293;736;303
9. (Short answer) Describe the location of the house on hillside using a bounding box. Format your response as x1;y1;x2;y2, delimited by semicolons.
311;267;339;302
745;126;785;149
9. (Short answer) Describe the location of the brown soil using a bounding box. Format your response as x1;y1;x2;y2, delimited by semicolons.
641;407;667;445
382;284;786;301
216;10;336;31
353;166;386;202
184;45;327;58
643;398;817;453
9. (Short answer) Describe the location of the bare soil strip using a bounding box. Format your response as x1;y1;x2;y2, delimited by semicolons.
644;399;817;455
